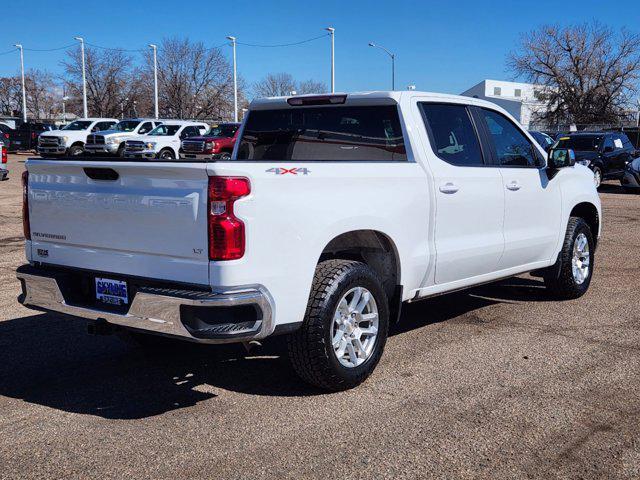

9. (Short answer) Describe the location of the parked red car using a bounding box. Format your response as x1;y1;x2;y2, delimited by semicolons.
180;122;241;160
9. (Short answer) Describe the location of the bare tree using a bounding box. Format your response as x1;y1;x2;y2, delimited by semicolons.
508;23;640;125
297;79;327;95
63;47;137;118
253;73;327;98
25;70;59;120
0;76;21;116
142;38;237;120
253;72;296;97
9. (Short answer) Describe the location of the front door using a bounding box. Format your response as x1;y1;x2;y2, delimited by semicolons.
475;108;561;269
419;102;505;285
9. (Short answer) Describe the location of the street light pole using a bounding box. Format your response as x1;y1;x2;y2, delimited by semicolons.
74;37;88;118
368;42;395;90
226;36;238;122
149;44;159;119
14;44;27;123
325;27;335;93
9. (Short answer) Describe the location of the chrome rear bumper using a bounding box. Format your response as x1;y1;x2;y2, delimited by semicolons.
16;265;274;344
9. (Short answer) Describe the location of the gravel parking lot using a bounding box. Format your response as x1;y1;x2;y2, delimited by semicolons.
0;153;639;479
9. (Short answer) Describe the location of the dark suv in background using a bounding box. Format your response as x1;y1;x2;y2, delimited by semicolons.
555;132;637;188
5;122;56;152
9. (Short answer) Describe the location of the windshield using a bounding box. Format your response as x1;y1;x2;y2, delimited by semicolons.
207;124;239;138
62;121;93;131
556;135;602;152
114;120;141;132
148;125;181;136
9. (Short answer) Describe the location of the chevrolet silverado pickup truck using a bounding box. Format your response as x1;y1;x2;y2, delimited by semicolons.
84;118;162;156
17;92;601;391
38;118;118;157
180;122;241;160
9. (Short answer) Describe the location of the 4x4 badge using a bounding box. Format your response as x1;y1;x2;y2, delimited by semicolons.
266;167;310;175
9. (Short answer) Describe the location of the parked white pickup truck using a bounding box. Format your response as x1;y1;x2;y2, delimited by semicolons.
84;118;162;156
124;121;208;160
38;118;118;156
17;92;601;391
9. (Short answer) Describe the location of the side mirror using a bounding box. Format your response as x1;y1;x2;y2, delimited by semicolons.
548;148;576;169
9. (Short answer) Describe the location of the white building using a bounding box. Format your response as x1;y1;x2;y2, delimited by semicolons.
461;79;547;128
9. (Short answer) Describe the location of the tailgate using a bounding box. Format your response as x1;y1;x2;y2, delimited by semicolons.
26;160;210;285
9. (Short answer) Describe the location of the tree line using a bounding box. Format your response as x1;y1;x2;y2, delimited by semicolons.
0;37;327;121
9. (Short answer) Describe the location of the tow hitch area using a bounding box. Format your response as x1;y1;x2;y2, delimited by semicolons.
87;318;119;336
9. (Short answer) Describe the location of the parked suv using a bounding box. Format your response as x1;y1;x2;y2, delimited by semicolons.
38;118;118;157
18;92;601;391
555;132;637;188
124;121;208;159
180;122;240;160
84;119;161;156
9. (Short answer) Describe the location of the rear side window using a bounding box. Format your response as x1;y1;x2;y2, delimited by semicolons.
236;105;407;161
480;109;537;167
419;103;484;166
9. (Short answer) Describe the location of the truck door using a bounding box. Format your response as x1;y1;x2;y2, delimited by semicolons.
418;102;505;285
473;107;561;269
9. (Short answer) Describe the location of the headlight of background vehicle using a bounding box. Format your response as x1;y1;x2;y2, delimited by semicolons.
577;159;591;166
205;141;214;151
107;137;119;144
145;142;156;150
61;136;69;144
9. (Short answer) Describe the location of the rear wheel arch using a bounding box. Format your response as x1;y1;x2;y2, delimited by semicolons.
317;230;402;322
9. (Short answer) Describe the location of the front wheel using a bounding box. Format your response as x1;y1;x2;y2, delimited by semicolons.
287;259;389;391
592;167;602;189
68;144;84;156
544;217;595;299
158;148;175;160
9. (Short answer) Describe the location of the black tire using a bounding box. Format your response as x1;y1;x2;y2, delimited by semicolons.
219;152;231;160
68;144;84;156
117;143;125;157
592;167;602;189
158;148;175;160
287;259;389;391
543;217;595;300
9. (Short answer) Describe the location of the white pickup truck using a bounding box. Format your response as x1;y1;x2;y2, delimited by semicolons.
38;118;118;156
124;121;208;160
84;118;162;156
17;92;601;391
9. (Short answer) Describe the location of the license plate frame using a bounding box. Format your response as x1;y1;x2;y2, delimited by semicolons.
95;277;129;306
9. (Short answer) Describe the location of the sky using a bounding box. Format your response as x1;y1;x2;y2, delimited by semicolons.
1;0;639;96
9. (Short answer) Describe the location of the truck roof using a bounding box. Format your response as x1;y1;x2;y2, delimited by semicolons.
249;90;516;112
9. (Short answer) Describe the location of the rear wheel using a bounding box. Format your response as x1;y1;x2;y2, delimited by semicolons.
544;217;595;299
287;259;389;391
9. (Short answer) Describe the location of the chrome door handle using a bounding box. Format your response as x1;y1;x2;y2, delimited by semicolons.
506;181;521;191
439;182;459;194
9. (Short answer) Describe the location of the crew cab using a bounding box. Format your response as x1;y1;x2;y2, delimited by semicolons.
555;132;638;188
38;118;118;157
6;121;56;152
17;92;601;391
84;118;161;156
180;122;241;160
124;121;208;160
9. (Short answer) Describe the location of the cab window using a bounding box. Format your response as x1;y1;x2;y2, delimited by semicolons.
480;109;538;167
419;103;484;167
139;122;153;134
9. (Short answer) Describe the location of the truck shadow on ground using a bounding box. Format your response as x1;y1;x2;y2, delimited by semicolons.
0;277;549;419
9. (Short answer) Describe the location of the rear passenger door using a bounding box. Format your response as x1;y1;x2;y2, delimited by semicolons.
474;107;561;269
419;103;505;285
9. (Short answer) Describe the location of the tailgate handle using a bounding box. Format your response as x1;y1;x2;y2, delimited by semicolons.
83;167;119;181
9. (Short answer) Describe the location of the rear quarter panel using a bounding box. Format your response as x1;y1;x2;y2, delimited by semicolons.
206;161;430;327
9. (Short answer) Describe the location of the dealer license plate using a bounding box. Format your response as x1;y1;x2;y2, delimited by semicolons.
95;277;129;306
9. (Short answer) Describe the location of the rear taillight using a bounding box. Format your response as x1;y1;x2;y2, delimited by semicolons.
208;176;250;260
1;146;6;164
22;171;31;240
